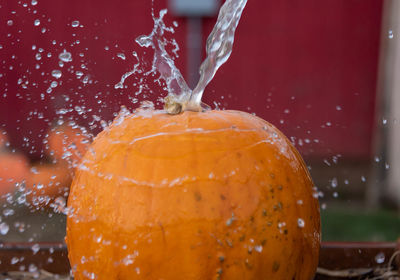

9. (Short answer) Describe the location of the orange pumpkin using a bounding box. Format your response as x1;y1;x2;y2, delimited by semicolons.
0;150;29;198
25;162;72;209
46;123;91;169
66;110;320;280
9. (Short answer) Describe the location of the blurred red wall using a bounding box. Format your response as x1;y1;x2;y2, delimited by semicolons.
0;0;383;160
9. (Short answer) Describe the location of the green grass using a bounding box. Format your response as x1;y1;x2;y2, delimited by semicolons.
321;206;400;242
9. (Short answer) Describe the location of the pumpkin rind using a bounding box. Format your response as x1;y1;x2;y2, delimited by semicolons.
66;110;320;280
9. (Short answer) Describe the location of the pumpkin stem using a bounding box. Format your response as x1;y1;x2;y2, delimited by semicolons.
163;94;203;115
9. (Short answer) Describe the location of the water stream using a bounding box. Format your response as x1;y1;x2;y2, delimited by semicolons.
117;0;248;113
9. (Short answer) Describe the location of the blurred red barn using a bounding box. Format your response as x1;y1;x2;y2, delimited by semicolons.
0;0;383;161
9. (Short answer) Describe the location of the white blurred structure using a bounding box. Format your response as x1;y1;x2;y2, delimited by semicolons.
370;0;400;209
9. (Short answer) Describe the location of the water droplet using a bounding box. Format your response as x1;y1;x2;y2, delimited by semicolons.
71;20;80;27
297;218;305;228
11;257;19;264
330;177;338;188
3;208;14;217
51;69;62;79
361;176;366;182
81;256;87;264
31;243;40;254
59;49;72;62
31;0;38;5
297;199;303;205
375;252;385;264
28;263;38;273
62;151;72;159
136;35;152;47
138;100;154;111
388;30;394;39
17;194;26;204
7;20;13;26
95;235;102;243
0;223;9;235
75;105;84;115
117;53;126;60
34;19;40;26
254;245;263;253
75;71;83;79
122;253;137;265
336;105;342;111
226;213;235;226
35;53;41;60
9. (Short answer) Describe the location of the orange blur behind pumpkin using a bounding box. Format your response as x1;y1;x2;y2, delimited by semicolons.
25;162;72;209
66;110;320;280
0;150;29;198
46;123;91;169
0;129;8;149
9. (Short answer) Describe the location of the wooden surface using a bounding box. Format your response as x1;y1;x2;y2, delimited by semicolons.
0;241;398;278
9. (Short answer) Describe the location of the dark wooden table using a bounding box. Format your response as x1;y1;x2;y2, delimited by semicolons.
0;241;398;279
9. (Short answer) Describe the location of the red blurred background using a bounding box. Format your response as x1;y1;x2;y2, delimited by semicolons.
0;0;383;161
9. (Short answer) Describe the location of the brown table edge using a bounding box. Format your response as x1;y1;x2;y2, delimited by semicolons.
0;241;397;275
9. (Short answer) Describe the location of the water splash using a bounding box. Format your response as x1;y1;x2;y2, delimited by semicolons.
187;0;248;110
114;52;140;89
59;50;72;63
135;9;190;101
71;20;80;28
117;0;248;113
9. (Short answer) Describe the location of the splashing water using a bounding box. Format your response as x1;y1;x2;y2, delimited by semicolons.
188;0;248;110
114;51;141;90
135;9;191;105
117;0;248;113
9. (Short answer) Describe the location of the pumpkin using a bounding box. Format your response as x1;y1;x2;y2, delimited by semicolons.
46;123;90;169
66;109;320;279
0;150;30;198
25;162;72;209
